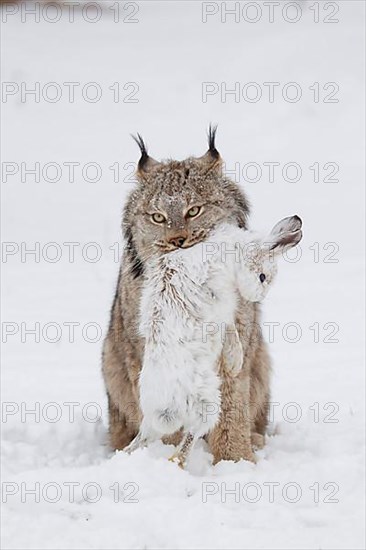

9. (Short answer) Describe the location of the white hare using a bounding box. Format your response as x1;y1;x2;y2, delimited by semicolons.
125;215;302;466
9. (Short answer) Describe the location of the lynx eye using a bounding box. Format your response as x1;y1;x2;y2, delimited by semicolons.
151;213;166;224
186;206;201;218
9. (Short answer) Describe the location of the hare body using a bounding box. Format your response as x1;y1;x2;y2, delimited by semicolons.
126;224;241;457
126;218;302;465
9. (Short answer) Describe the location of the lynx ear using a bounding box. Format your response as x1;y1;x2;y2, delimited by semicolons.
132;134;160;176
196;124;222;172
267;215;303;254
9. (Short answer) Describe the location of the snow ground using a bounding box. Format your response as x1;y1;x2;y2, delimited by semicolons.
1;1;365;548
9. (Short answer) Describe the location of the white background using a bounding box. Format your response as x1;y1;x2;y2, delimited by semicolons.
1;1;365;548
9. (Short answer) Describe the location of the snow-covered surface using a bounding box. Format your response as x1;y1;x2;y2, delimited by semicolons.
1;1;365;548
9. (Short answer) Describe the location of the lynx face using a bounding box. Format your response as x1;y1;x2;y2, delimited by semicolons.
123;128;250;276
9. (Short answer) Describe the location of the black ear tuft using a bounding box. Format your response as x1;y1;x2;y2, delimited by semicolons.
131;133;149;171
208;124;219;159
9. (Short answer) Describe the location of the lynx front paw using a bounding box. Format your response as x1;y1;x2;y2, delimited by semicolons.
251;432;265;450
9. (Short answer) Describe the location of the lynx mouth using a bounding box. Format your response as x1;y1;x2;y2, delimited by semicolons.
180;239;202;249
156;235;207;253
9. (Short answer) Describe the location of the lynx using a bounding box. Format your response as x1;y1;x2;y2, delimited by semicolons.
102;127;270;463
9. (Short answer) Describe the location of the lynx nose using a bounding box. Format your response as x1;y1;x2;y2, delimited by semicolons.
169;236;186;248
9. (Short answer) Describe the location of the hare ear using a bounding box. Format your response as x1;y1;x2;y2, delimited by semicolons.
196;124;222;173
132;134;160;177
267;215;303;253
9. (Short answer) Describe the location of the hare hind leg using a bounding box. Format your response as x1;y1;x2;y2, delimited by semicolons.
124;432;149;454
168;432;195;469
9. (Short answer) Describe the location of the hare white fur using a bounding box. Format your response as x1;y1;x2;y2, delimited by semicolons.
125;215;302;465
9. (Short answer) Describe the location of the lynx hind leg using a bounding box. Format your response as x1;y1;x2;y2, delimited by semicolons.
221;324;243;377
